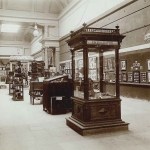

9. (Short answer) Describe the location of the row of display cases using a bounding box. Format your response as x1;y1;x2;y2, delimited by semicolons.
60;57;150;83
60;64;150;84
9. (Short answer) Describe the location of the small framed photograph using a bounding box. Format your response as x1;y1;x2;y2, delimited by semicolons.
147;59;150;71
147;72;150;83
122;72;127;82
140;72;147;83
133;71;140;83
120;60;127;71
128;72;133;82
119;73;122;82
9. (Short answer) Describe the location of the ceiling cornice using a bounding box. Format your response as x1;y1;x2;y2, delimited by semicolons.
0;9;59;23
58;0;80;19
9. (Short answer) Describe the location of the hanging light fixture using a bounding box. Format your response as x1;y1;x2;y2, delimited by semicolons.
33;0;39;37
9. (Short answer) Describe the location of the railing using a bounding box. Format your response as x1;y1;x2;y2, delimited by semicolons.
71;27;119;38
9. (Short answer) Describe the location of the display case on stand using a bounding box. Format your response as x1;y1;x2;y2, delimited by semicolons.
66;24;129;135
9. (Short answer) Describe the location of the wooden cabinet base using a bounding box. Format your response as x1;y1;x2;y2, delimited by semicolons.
66;117;128;136
66;98;129;135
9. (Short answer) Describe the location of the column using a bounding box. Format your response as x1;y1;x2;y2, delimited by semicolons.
115;45;120;99
55;47;60;73
44;25;49;38
83;40;89;100
44;47;48;69
99;49;104;93
10;62;12;71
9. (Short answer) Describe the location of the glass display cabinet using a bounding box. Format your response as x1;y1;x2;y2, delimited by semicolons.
66;24;129;135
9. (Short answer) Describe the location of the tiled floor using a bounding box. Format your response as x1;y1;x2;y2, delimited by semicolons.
0;83;150;150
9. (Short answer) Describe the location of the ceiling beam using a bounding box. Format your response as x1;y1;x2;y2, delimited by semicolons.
0;9;58;24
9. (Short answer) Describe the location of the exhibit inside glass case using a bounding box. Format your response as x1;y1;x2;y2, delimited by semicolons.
66;24;129;135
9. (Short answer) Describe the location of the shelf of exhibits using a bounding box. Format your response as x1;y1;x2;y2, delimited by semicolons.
66;24;129;135
60;46;150;100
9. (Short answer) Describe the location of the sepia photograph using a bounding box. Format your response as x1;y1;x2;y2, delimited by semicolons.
0;0;149;150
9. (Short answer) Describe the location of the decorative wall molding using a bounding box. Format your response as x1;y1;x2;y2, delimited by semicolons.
103;43;150;56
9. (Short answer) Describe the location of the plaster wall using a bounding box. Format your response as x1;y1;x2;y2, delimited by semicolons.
59;0;150;62
59;0;124;37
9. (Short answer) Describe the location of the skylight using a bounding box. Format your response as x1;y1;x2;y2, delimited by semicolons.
1;24;20;33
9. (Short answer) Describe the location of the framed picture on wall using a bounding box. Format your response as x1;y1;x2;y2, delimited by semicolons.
122;72;127;82
140;72;147;83
147;59;150;71
133;71;140;83
119;73;122;82
128;72;133;82
147;72;150;83
120;60;127;71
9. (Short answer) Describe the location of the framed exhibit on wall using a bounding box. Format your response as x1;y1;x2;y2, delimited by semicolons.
128;72;133;82
140;72;147;83
133;71;140;83
147;59;150;71
122;72;127;82
120;60;127;71
147;72;150;83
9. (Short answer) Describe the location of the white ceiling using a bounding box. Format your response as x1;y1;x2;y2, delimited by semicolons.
0;0;74;43
0;0;73;14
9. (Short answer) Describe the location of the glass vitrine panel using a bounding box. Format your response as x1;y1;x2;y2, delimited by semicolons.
74;50;84;99
88;51;116;100
73;49;117;100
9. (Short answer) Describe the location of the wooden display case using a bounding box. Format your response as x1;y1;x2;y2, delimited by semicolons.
12;84;23;101
9;83;14;95
30;61;45;78
43;75;73;114
59;62;72;76
29;81;43;105
66;25;128;135
8;74;14;95
12;74;24;101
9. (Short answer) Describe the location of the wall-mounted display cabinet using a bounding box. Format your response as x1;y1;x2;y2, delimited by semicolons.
104;50;150;100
